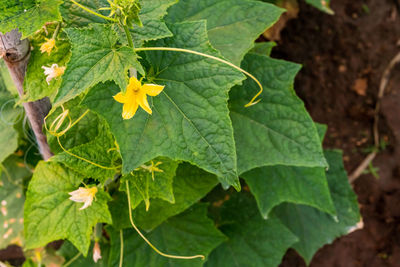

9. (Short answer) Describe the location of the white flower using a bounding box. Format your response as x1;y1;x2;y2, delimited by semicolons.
42;64;65;85
68;186;98;210
93;242;102;263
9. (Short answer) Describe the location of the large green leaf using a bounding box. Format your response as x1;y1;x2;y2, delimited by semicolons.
54;24;144;105
206;192;298;267
24;161;112;256
83;21;244;189
243;165;336;218
121;157;178;210
110;163;218;231
166;0;284;65
51;121;120;183
0;155;32;249
24;27;71;102
0;91;21;163
274;150;361;264
108;204;226;267
230;53;327;174
0;0;62;38
60;0;177;46
242;121;335;218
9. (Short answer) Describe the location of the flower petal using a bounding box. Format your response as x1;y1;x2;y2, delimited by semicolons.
113;92;127;103
142;84;165;96
137;92;152;114
127;76;142;92
122;102;139;120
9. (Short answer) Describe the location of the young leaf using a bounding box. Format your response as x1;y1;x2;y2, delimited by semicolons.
121;157;178;210
305;0;334;14
273;150;361;264
54;24;144;105
0;0;62;38
83;21;244;189
107;204;226;267
0;156;32;249
166;0;284;65
24;29;71;102
51;122;120;183
230;53;327;174
206;192;298;267
24;161;112;256
109;163;218;231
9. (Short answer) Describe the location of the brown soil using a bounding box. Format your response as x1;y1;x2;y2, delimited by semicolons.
274;0;400;266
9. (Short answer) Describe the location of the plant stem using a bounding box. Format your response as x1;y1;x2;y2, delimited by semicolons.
123;24;134;48
70;0;118;22
135;47;263;107
0;30;53;160
63;252;81;267
52;22;61;40
119;230;124;267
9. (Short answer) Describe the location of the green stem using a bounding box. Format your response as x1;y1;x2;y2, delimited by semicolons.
119;230;124;267
51;22;61;40
63;252;81;267
70;0;118;22
123;24;134;48
134;47;263;107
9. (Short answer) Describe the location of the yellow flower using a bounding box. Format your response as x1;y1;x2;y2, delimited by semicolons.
68;186;98;210
40;38;56;55
113;76;165;119
42;64;66;85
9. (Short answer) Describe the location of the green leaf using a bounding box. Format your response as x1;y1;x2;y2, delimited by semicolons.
230;53;327;175
83;21;244;189
206;192;298;267
0;61;18;96
0;0;62;38
243;165;336;218
108;204;226;267
24;28;71;102
249;42;276;56
24;161;112;256
0;91;21;163
305;0;334;14
121;157;178;210
54;24;144;105
274;150;361;264
166;0;284;65
51;121;120;183
0;155;32;249
110;163;218;231
60;0;177;46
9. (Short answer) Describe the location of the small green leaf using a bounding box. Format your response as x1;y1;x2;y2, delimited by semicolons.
274;150;361;264
108;204;226;267
121;157;178;210
54;24;144;105
110;163;218;231
0;155;32;249
305;0;334;14
24;161;112;256
24;28;71;102
51;121;120;183
83;21;244;189
166;0;284;65
230;53;327;174
206;192;298;267
0;0;62;38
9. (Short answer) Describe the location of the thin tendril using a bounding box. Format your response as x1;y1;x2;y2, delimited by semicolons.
52;22;61;40
119;230;124;267
134;47;263;107
70;0;118;22
63;252;81;267
125;180;205;260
